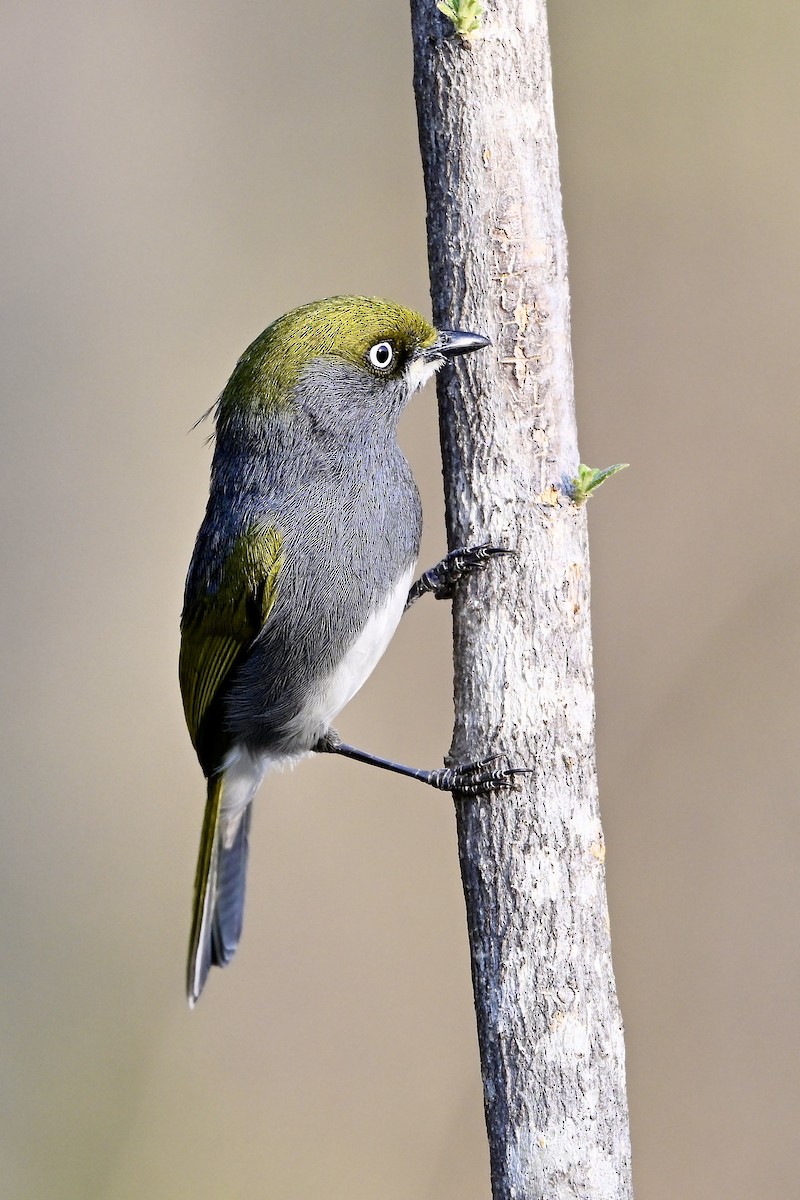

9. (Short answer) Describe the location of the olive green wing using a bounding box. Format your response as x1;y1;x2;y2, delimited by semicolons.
179;524;284;759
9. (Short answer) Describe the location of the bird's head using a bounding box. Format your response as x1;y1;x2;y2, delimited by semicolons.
215;296;490;427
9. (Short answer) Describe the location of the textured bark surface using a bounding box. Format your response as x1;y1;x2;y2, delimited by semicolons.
410;3;633;1197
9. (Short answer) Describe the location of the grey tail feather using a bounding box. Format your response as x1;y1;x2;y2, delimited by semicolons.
211;803;253;967
187;777;253;1008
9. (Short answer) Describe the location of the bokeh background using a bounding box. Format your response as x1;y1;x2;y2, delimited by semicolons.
2;2;798;1196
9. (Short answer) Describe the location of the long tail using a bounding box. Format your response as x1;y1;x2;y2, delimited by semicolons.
186;774;253;1007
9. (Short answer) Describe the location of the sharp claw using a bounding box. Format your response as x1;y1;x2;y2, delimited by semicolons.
435;755;530;797
411;543;517;606
446;752;503;769
464;543;515;558
453;544;513;564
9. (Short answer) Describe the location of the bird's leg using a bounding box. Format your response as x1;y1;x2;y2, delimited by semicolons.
313;730;529;797
404;543;515;609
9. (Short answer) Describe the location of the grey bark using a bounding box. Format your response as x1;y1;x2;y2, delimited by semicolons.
410;3;633;1198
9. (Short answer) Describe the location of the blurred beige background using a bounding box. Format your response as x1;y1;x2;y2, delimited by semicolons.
1;2;798;1197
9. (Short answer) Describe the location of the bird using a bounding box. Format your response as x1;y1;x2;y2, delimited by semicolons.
179;295;518;1006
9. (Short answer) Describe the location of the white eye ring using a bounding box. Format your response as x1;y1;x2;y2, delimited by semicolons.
367;341;395;372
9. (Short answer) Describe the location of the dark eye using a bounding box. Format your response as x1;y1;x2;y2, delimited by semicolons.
367;341;395;372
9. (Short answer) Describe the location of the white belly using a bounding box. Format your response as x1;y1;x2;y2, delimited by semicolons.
285;563;415;744
222;565;416;808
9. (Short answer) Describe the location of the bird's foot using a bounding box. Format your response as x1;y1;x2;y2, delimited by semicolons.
314;734;529;797
406;543;515;608
425;755;531;797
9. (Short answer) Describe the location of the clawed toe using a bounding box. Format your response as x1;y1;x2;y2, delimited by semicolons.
406;543;516;608
428;755;530;796
433;543;515;600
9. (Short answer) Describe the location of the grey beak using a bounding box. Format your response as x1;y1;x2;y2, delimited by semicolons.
426;329;491;361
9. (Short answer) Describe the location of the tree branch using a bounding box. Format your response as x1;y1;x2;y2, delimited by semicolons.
410;2;633;1196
